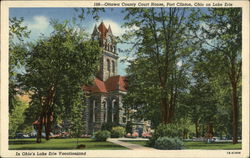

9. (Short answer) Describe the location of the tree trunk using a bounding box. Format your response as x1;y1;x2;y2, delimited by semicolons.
161;98;171;123
206;123;213;138
45;114;51;140
232;82;238;144
195;120;199;138
36;115;44;143
44;85;56;141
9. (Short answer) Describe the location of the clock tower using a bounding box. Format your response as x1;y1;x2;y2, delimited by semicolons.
92;22;118;81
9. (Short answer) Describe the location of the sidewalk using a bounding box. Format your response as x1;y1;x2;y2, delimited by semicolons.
107;138;158;150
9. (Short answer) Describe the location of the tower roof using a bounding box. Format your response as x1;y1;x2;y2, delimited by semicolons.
98;22;108;38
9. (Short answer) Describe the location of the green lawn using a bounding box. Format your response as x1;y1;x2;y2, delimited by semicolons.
184;141;242;150
9;138;128;150
121;140;242;150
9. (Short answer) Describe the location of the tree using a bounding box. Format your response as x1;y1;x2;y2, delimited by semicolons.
122;8;193;124
21;20;101;143
68;92;86;145
9;17;30;113
9;98;29;138
190;8;242;144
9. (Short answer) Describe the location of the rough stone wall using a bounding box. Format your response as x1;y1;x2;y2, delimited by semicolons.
102;51;118;81
86;92;127;134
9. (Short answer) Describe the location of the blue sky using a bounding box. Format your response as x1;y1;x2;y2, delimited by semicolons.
10;8;210;76
10;8;130;75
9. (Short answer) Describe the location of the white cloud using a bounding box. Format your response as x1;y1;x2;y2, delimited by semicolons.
25;16;49;31
23;16;52;42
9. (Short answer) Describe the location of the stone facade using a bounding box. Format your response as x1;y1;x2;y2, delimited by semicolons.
84;22;127;134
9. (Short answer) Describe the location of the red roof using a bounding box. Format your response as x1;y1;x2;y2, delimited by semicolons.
84;75;127;93
105;76;127;92
84;78;107;93
98;22;108;38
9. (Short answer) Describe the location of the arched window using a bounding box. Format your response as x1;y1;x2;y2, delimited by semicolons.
107;59;110;71
112;61;115;73
110;45;112;52
103;101;108;123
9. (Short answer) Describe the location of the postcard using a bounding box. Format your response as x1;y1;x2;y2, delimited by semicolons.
1;0;249;157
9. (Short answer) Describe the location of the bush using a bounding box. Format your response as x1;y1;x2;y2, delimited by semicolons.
111;126;125;138
147;123;182;147
94;130;110;141
125;121;133;134
154;137;184;150
101;122;114;131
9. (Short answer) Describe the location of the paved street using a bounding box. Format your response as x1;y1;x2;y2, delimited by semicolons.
107;138;158;150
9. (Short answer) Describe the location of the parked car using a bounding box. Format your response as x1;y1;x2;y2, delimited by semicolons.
16;133;29;138
29;131;46;138
212;137;220;142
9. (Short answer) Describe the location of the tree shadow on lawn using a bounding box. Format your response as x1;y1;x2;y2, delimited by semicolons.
10;147;76;150
184;142;242;150
9;140;37;145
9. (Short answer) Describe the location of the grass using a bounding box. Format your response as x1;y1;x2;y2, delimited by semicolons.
9;138;128;150
184;141;242;150
120;140;242;150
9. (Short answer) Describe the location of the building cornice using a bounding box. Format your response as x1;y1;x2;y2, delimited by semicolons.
103;50;119;59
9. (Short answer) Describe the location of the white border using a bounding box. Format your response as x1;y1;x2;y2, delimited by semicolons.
1;1;249;157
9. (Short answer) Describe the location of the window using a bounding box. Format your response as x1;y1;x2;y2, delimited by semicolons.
107;36;112;43
110;45;112;52
103;101;108;123
111;100;116;122
107;59;110;71
112;61;115;73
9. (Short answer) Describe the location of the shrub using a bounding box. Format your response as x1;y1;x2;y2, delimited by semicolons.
101;122;114;131
147;123;182;147
111;126;125;138
125;121;133;134
154;137;184;150
94;130;110;141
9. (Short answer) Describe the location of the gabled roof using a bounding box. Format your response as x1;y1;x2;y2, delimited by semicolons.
83;75;127;93
98;22;108;38
84;78;107;93
105;75;127;92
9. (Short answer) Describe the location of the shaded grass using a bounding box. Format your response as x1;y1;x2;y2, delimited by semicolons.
9;138;128;150
184;141;242;150
121;140;242;150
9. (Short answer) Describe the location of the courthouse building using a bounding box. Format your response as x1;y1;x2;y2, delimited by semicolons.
83;22;128;134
